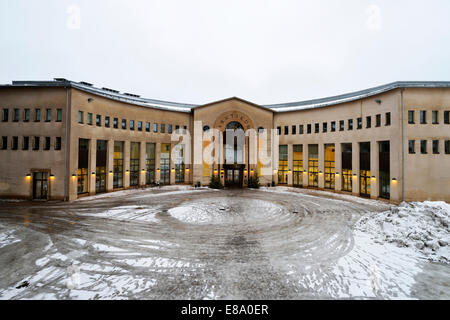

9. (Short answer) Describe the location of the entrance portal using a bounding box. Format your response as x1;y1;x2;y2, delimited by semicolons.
33;171;48;200
224;165;244;188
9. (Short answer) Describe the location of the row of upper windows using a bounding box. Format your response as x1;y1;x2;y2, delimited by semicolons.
277;113;392;135
77;111;187;134
408;110;450;124
1;108;63;122
408;139;450;155
1;136;62;151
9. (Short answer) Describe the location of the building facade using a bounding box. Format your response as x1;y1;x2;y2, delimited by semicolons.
0;79;449;203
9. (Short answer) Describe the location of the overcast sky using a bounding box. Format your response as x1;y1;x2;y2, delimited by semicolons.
1;0;449;105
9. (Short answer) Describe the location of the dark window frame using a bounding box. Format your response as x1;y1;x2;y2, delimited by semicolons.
408;140;415;154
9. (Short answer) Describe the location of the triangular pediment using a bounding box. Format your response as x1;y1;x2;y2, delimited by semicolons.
193;97;274;113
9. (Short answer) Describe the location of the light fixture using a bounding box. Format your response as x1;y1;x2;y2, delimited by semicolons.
72;174;76;178
273;169;277;174
26;174;31;179
92;172;95;175
171;168;176;173
185;168;190;173
288;169;292;174
250;169;254;174
142;169;146;172
336;172;340;175
109;171;113;175
244;169;248;175
371;176;376;179
156;168;160;172
319;170;323;174
392;178;397;181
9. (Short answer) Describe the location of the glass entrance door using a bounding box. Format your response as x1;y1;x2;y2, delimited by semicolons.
225;167;242;187
33;172;48;200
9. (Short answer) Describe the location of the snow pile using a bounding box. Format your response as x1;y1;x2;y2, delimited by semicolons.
356;201;450;263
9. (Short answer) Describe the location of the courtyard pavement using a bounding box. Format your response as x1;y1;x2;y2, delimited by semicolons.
0;186;448;299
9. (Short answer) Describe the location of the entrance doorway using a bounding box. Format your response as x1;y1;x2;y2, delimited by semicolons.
224;165;243;188
33;171;48;200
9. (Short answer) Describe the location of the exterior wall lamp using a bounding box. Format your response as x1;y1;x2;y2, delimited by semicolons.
91;172;95;175
50;174;55;180
244;169;248;175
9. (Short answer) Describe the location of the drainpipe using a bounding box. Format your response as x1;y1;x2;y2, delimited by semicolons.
63;87;70;201
401;89;405;202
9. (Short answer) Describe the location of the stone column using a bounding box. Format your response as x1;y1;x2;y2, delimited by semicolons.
88;138;97;195
318;143;325;189
370;140;379;199
107;140;114;192
124;140;130;188
352;141;360;196
334;143;342;191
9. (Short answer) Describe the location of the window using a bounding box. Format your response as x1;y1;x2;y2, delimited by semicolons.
284;126;289;135
24;109;30;122
33;137;40;150
444;111;449;124
323;122;327;133
348;119;353;130
357;117;362;129
105;116;110;127
299;124;304;134
168;124;173;134
87;113;92;125
315;123;319;133
420;111;426;124
44;137;51;150
339;120;344;131
23;136;29;150
12;137;18;150
78;111;83;123
138;121;142;131
203;125;210;132
278;145;288;184
1;136;7;150
331;121;336;132
113;118;118;129
145;122;150;132
2;109;8;122
432;111;438;124
290;125;296;135
175;125;180;133
130;120;135;130
307;124;311;134
13;109;19;122
96;114;101;126
420;140;427;154
277;126;281;135
408;140;415;154
445;141;450;154
366;116;371;128
408;110;414;124
376;114;381;127
385;112;391;126
46;109;52;122
57;109;62;122
183;126;187;134
55;137;62;150
122;119;127;129
161;124;166;133
153;123;158;133
432;140;439;154
35;109;41;122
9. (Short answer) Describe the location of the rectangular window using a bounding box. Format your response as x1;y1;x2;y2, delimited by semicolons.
299;124;304;134
385;112;391;126
444;111;449;124
175;125;180;133
348;119;353;130
138;121;142;131
420;111;426;124
183;126;187;134
87;113;92;125
432;140;439;154
315;123;319;133
445;140;450;154
113;118;118;129
168;124;173;134
23;136;29;150
408;110;414;124
161;124;166;133
78;111;83;123
122;119;127;129
277;126;281;135
366;116;371;128
291;125;296;135
44;137;51;150
2;109;8;122
24;109;30;122
284;126;288;135
33;137;40;150
55;137;62;150
307;124;312;134
420;140;427;154
57;109;62;122
35;109;41;122
278;145;288;184
323;122;327;133
105;116;110;127
46;109;52;122
12;136;18;150
339;120;344;131
146;122;150;132
153;123;158;133
376;114;381;127
432;111;438;124
96;114;101;126
357;117;362;129
331;121;336;132
408;140;415;154
130;120;135;130
1;136;7;150
13;109;19;122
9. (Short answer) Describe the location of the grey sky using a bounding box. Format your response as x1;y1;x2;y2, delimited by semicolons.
1;0;449;105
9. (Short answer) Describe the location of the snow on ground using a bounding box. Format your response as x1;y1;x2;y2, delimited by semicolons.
0;226;20;249
356;201;450;264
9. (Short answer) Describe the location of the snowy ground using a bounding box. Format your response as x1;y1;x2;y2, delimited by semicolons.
0;186;448;299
